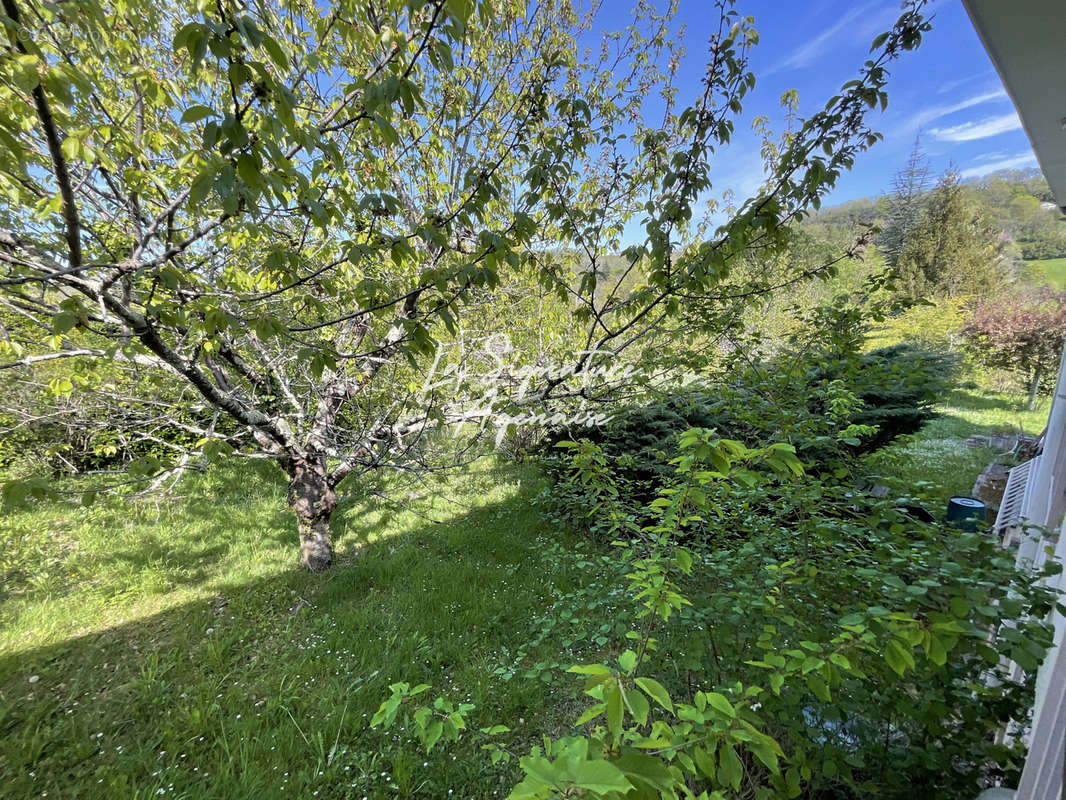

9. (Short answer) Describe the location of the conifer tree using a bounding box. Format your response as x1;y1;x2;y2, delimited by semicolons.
896;168;1007;298
880;134;931;268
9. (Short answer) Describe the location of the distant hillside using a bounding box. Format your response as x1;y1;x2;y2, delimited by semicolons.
1026;257;1066;289
804;169;1066;264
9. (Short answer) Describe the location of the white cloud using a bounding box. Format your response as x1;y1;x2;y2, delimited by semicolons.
893;89;1008;136
770;2;881;73
937;72;994;95
930;112;1022;142
959;151;1038;179
715;150;769;200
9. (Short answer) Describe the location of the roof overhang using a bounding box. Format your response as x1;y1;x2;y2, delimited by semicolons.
962;0;1066;212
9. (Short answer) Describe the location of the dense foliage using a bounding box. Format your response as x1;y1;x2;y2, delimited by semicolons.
376;430;1059;798
536;317;954;525
2;2;1062;798
895;170;1008;299
807;169;1066;270
0;0;933;569
961;286;1066;409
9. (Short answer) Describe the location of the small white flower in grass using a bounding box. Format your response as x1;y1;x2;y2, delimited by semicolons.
28;675;39;684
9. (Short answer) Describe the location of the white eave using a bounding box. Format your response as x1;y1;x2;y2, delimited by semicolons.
962;0;1066;212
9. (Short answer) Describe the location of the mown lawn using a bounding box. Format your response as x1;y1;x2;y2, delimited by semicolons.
865;386;1049;504
0;459;627;800
1025;256;1066;289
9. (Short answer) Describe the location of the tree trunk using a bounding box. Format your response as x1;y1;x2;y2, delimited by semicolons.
286;455;337;571
1027;365;1043;412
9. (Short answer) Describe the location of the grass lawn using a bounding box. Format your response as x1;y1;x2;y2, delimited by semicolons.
865;386;1049;504
0;459;627;800
1025;257;1066;289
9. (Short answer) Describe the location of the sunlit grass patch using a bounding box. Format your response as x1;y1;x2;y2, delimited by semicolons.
0;457;626;799
1026;256;1066;289
864;386;1048;504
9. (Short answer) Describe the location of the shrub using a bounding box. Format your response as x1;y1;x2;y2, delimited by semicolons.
535;342;956;528
810;343;958;453
960;286;1066;409
375;432;1059;798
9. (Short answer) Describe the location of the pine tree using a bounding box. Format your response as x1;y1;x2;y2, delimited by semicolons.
896;168;1008;298
881;135;932;268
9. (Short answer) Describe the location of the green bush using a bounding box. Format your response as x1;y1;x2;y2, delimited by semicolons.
810;343;958;453
536;342;957;528
377;432;1059;799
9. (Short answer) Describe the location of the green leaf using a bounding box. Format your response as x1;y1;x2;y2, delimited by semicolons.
181;105;215;123
828;653;851;670
885;639;914;676
567;664;612;676
51;311;77;334
262;35;289;69
445;0;474;27
424;719;443;752
575;703;606;726
719;744;743;791
606;686;623;739
625;685;650;726
60;136;81;161
570;759;632;794
806;674;831;701
618;650;637;673
615;753;676;792
748;737;781;773
518;755;558;789
49;377;74;395
926;633;947;666
693;745;717;780
704;692;736;719
635;677;673;712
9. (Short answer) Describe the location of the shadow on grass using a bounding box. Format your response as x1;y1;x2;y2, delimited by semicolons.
0;462;563;800
2;458;529;610
922;411;1019;441
940;388;1018;413
864;386;1049;505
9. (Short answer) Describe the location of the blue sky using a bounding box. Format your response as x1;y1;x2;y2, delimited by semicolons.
596;0;1037;209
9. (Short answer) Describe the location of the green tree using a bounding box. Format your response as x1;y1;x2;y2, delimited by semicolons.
880;134;931;268
896;168;1009;298
0;0;931;568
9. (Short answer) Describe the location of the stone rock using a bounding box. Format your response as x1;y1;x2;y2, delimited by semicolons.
973;462;1011;510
